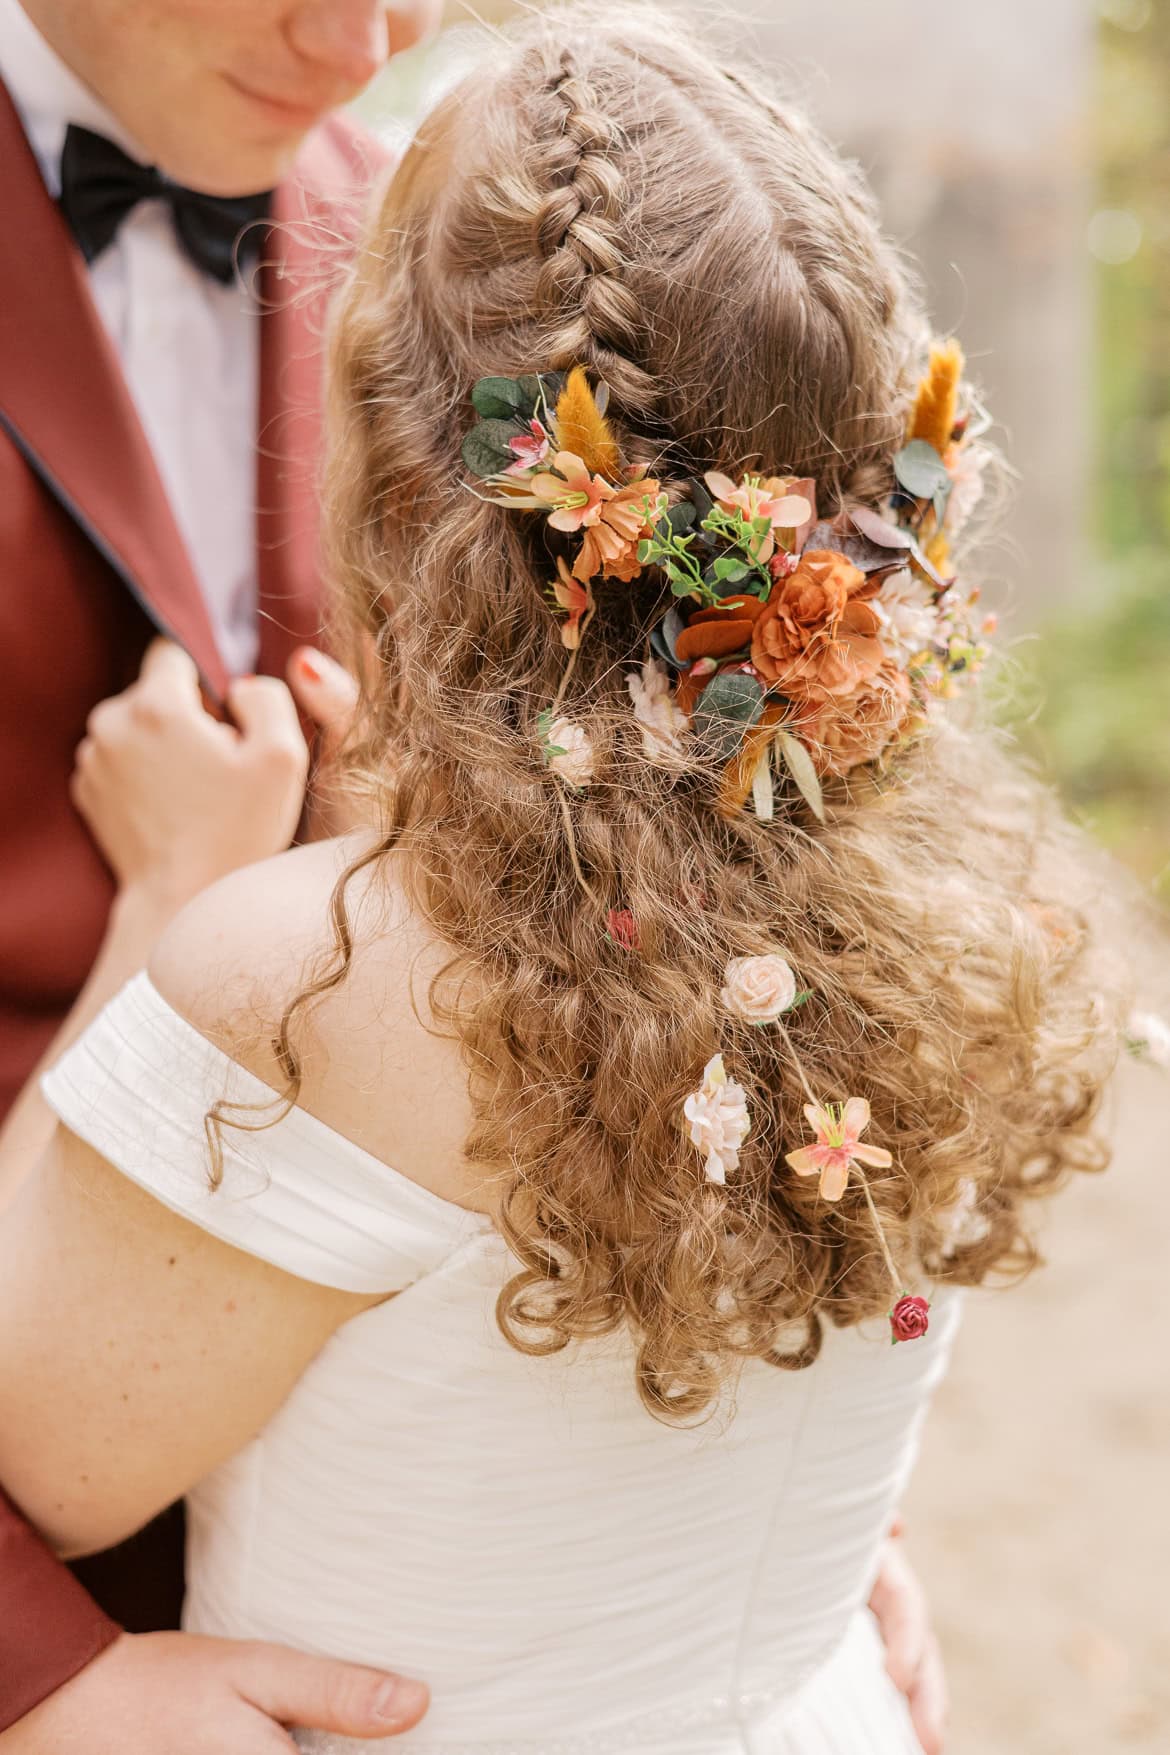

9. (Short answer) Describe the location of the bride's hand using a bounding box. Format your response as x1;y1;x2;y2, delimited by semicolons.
72;639;309;910
868;1526;948;1754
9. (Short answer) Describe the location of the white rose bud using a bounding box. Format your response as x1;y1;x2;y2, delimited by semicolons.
720;953;798;1025
545;716;595;788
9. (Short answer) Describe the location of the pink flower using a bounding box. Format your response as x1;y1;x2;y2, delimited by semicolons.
705;471;814;565
551;557;593;651
505;418;551;475
889;1294;931;1344
531;452;613;532
720;954;798;1025
606;908;639;951
784;1097;893;1202
683;1053;751;1185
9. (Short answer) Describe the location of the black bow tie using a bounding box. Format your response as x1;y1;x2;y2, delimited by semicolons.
58;124;272;284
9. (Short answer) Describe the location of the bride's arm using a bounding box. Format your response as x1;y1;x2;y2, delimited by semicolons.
0;1109;379;1558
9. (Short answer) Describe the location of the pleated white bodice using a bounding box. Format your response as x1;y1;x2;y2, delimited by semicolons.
44;976;958;1755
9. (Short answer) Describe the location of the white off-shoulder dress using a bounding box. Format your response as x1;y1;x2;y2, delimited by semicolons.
43;975;959;1755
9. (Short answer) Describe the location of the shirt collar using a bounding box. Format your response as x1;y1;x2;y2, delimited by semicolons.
0;0;146;196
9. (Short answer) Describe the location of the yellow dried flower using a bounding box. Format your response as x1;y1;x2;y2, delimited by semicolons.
909;338;964;457
553;366;620;479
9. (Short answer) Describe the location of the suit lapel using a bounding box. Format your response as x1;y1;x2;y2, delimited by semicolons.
0;78;228;700
253;118;385;683
254;144;339;684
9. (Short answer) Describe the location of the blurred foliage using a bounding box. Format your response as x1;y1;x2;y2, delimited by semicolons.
1008;550;1170;890
1016;2;1170;886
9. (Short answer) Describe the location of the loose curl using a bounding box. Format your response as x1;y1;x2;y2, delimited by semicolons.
275;5;1123;1421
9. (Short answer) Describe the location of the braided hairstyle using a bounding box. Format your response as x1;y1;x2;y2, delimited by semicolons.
305;3;1122;1420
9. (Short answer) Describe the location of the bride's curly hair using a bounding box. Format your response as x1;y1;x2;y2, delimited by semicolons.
287;3;1124;1418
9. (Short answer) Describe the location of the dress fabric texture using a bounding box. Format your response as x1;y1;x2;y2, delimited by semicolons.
43;975;960;1755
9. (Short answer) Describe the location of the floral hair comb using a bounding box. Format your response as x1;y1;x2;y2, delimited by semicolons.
462;346;995;822
461;347;997;1340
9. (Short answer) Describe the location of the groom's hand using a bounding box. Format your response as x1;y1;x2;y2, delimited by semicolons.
869;1526;947;1754
0;1630;429;1753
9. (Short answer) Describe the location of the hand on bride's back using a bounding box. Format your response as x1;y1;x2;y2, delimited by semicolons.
72;639;310;908
0;1630;429;1753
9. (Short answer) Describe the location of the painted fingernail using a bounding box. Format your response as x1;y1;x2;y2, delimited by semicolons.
372;1676;429;1725
298;652;324;683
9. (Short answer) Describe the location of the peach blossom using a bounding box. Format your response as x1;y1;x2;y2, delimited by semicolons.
704;472;814;564
551;557;593;650
785;1097;892;1202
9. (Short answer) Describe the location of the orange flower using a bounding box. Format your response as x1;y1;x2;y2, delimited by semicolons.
531;452;611;532
551;556;593;650
675;594;767;663
572;477;660;582
796;663;912;776
751;550;885;701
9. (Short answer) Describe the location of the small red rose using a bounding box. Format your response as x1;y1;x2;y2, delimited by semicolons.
606;908;640;952
889;1293;931;1345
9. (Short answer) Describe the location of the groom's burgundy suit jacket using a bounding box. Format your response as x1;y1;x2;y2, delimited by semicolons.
0;79;383;1728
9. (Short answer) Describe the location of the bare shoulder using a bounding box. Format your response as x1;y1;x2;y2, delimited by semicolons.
148;835;485;1211
148;834;374;1057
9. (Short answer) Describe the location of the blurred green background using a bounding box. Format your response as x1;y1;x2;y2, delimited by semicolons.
1022;0;1170;889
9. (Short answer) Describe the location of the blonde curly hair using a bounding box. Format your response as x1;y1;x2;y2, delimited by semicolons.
280;3;1122;1420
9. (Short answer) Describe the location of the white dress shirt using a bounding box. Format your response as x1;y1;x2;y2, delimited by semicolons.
1;0;261;675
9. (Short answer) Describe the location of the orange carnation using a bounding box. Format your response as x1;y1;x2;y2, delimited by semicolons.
796;662;912;776
572;477;660;582
751;549;885;701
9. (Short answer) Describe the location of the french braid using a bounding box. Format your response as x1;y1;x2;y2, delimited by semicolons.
527;52;660;421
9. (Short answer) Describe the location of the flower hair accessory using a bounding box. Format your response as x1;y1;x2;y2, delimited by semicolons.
462;343;994;824
463;360;971;1341
683;1053;751;1185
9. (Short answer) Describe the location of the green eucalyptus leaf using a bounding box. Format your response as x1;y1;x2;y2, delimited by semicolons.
666;501;697;537
693;671;765;765
471;377;527;420
689;477;715;522
775;730;825;823
893;439;951;501
712;557;749;583
461;420;523;480
649;606;688;669
698;671;764;720
517;371;565;412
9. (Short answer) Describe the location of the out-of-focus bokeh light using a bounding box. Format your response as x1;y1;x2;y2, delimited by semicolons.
1087;205;1143;262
